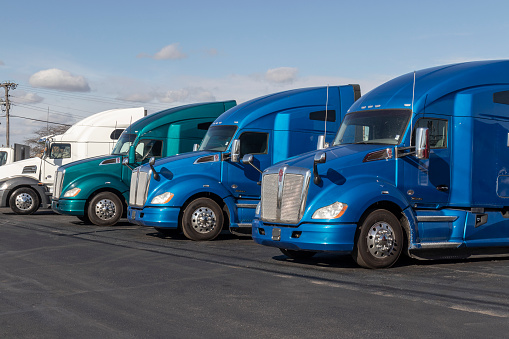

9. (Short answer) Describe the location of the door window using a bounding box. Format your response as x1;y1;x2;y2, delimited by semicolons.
135;139;163;162
413;118;448;148
49;143;71;159
239;132;268;157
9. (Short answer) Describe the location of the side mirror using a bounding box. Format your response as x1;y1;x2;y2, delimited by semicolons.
415;127;429;160
149;157;160;180
317;135;329;150
230;139;240;162
242;154;262;174
193;144;199;152
122;157;133;170
313;151;326;185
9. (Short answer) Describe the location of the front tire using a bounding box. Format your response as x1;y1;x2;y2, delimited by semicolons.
9;187;40;215
181;198;223;241
352;209;403;269
87;192;123;226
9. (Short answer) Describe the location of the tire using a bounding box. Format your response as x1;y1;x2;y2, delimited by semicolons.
181;198;223;241
87;192;123;226
280;248;316;259
352;209;403;269
9;187;40;215
155;227;180;237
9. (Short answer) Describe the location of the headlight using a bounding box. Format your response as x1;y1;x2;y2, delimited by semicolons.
312;202;348;219
255;202;261;217
151;192;174;204
63;187;81;198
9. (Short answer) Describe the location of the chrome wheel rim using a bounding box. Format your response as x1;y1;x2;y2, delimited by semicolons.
191;207;216;233
367;221;395;258
95;199;116;220
15;193;34;211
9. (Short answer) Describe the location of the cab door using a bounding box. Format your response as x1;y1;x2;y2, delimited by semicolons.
402;116;451;206
223;131;271;199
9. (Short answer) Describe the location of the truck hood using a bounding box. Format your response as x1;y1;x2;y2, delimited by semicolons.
60;154;117;170
0;157;42;181
271;144;392;171
150;151;220;173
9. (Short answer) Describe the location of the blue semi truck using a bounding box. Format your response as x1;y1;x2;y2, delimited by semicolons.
252;60;509;268
127;85;361;240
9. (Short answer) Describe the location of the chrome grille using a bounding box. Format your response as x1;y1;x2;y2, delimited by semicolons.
261;174;278;220
260;166;310;224
53;169;65;199
280;174;305;223
130;167;151;207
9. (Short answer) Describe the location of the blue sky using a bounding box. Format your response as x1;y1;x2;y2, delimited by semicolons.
1;0;508;144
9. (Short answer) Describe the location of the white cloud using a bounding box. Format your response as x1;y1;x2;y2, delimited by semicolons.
29;69;90;92
117;92;155;103
138;43;187;60
265;67;298;84
157;87;215;103
13;91;44;104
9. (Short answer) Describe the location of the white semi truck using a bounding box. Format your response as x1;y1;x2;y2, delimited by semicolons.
0;144;31;166
0;107;146;214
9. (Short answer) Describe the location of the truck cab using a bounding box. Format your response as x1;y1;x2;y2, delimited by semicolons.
127;85;360;240
0;107;145;215
52;101;236;226
0;144;30;166
252;60;509;268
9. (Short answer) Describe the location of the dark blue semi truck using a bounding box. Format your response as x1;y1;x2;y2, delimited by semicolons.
253;60;509;268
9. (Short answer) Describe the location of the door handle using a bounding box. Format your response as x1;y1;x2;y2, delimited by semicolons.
437;185;449;192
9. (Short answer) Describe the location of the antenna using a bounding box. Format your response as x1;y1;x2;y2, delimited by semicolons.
410;71;416;146
324;85;329;137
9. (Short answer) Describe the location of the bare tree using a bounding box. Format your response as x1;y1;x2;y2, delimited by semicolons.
24;125;70;157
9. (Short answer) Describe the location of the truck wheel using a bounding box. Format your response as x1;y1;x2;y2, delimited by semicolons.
182;198;223;241
352;209;403;269
87;192;123;226
9;187;40;215
280;248;316;259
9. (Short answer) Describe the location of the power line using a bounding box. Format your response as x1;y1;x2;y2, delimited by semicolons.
4;114;72;126
16;83;172;111
12;101;85;120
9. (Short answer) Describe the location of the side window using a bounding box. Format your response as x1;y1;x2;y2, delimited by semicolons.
239;132;268;157
413;118;448;148
50;143;71;159
135;139;163;161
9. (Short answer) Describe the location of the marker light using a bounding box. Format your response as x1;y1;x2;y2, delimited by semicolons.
312;202;348;219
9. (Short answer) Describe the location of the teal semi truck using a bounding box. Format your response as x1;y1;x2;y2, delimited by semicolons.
52;101;236;226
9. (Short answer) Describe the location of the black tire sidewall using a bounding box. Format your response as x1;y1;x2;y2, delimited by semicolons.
87;192;123;226
182;198;223;241
9;187;40;215
353;209;403;269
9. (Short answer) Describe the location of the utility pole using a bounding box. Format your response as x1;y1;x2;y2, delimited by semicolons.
0;81;18;147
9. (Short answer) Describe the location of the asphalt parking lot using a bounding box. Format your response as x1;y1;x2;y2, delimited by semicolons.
1;208;509;338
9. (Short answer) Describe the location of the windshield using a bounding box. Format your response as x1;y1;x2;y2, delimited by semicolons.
0;151;7;166
333;109;411;146
199;125;237;152
112;133;136;155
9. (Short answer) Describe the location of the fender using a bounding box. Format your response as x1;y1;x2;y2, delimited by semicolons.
148;174;233;208
0;176;51;207
61;173;130;202
304;176;411;224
